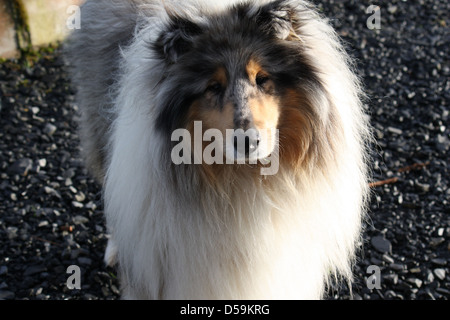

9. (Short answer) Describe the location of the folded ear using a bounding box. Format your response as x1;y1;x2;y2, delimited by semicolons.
251;0;296;40
155;16;203;64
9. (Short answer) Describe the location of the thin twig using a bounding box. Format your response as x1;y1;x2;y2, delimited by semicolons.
30;236;61;247
398;161;430;173
369;177;399;188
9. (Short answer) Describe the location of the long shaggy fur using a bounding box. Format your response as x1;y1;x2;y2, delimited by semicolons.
66;0;371;299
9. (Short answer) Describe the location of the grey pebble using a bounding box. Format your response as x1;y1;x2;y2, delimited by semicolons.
389;263;405;272
387;127;403;135
23;265;47;276
431;258;447;266
406;278;423;288
384;273;399;285
0;266;7;276
43;123;57;136
73;215;89;225
433;268;446;281
371;235;392;254
382;254;394;264
78;257;93;266
72;201;84;208
429;237;445;247
0;290;15;300
9;158;33;176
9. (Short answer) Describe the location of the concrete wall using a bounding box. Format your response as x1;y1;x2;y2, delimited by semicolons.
0;0;17;58
0;0;84;58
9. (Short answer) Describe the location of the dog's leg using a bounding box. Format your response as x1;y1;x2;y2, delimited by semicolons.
104;238;118;267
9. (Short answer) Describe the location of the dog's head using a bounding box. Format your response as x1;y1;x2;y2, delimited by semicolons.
153;0;327;167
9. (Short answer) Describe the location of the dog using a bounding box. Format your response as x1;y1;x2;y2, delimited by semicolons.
66;0;371;299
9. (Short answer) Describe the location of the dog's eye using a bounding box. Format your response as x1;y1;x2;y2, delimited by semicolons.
256;75;270;87
206;82;223;94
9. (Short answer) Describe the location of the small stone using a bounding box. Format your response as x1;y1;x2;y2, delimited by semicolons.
73;215;89;225
387;127;403;135
72;201;84;208
38;158;47;168
70;249;80;260
65;178;73;186
38;221;49;227
34;287;43;296
431;258;447;266
111;285;120;296
370;257;383;265
24;265;47;276
436;288;450;296
371;235;392;253
384;290;397;299
31;106;40;114
415;182;430;192
384;273;398;285
387;5;397;14
43;123;57;136
436;134;450;152
409;267;421;274
389;263;405;272
0;266;7;276
429;237;445;247
433;268;446;280
75;192;86;202
78;257;92;265
397;280;412;292
0;290;15;300
44;186;61;198
85;201;97;211
382;254;394;264
6;227;18;240
406;278;422;288
9;158;33;176
63;168;76;179
425;270;434;283
101;286;110;297
83;293;97;300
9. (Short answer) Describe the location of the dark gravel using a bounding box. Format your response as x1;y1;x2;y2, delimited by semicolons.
0;0;448;300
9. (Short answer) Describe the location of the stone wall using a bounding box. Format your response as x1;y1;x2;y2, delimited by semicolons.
0;0;84;58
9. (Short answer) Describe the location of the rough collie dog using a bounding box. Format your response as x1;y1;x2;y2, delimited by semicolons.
67;0;370;299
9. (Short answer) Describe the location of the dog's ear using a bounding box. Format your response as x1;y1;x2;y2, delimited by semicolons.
155;16;203;64
251;0;296;40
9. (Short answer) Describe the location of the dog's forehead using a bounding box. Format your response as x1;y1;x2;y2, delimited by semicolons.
194;36;263;79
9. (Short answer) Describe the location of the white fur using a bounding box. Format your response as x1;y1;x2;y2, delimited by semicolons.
73;0;370;299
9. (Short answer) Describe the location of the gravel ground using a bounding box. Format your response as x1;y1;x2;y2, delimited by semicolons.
0;0;448;300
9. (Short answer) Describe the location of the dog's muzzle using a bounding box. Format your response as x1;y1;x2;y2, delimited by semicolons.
232;127;261;159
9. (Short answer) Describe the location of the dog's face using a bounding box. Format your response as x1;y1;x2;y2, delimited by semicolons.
187;58;280;162
154;1;325;166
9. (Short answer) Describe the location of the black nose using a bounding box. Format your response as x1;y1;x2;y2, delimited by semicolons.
233;129;260;157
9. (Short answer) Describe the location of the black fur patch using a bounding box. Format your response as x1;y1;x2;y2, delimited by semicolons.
153;17;203;63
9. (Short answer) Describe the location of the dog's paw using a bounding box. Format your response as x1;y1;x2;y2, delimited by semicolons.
104;238;118;267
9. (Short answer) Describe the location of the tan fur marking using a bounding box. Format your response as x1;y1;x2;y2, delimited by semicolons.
278;89;314;171
186;100;234;183
209;66;228;88
246;59;269;84
246;59;261;82
248;96;280;130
